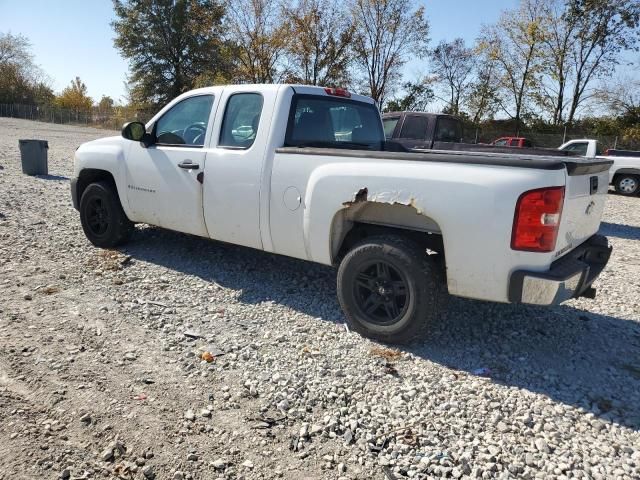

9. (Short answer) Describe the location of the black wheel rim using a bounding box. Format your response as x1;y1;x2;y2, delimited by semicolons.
86;197;110;236
353;260;410;326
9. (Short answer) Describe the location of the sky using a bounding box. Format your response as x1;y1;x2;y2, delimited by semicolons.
0;0;577;104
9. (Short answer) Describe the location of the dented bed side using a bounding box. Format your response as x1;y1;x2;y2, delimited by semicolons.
268;150;567;303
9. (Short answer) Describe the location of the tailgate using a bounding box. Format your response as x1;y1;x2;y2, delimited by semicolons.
554;161;612;256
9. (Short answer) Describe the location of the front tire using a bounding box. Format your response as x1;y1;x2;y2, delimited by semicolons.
337;235;445;344
79;181;133;248
614;174;640;196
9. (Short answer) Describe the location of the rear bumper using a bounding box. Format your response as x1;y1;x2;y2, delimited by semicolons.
508;234;612;305
70;177;79;210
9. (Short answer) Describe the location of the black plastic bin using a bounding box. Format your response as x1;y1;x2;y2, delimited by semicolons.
19;139;49;176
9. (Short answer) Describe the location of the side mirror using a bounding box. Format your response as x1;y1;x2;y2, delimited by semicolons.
122;121;154;147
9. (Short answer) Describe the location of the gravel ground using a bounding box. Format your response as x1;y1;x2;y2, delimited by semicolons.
0;117;639;480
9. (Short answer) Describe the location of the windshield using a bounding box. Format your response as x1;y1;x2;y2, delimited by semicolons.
285;95;384;150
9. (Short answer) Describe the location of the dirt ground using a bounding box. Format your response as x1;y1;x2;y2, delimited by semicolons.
0;118;639;480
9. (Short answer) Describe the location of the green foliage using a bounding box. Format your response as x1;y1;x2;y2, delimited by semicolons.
384;81;434;112
225;0;289;83
478;0;547;134
283;0;354;87
350;0;430;106
112;0;228;106
97;95;115;112
0;32;53;105
55;77;93;111
428;38;476;116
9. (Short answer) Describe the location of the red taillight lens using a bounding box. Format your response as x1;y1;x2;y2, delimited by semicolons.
324;87;351;98
511;186;565;252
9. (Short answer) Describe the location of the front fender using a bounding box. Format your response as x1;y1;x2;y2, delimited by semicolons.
73;136;133;217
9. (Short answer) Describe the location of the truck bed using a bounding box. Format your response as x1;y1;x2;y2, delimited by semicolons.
277;146;613;175
428;141;573;158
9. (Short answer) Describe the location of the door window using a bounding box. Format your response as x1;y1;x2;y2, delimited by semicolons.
494;139;508;146
219;93;264;149
383;117;399;139
155;95;214;146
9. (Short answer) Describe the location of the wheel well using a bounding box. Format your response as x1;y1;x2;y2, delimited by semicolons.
76;169;118;201
333;221;446;283
331;201;445;263
613;170;640;180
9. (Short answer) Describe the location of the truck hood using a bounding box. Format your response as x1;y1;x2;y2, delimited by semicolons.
78;135;124;150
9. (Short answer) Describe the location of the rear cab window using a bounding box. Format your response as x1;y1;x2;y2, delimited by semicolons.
285;94;384;150
564;142;588;156
434;117;462;142
399;115;429;140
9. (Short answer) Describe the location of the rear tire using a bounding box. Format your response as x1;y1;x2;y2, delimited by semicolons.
79;181;133;248
337;235;445;344
614;174;640;196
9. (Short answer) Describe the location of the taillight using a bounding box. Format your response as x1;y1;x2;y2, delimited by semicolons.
324;87;351;98
511;186;565;252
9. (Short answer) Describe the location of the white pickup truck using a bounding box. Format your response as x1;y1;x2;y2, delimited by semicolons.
559;139;640;196
71;84;613;343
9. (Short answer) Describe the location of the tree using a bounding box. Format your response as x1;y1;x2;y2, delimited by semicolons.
55;77;93;111
532;0;576;124
0;32;53;105
226;0;289;83
479;0;546;134
466;57;500;124
0;33;33;70
534;0;640;124
428;38;475;116
596;75;640;136
97;95;115;113
563;0;640;123
112;0;228;106
350;0;430;106
283;0;354;86
384;80;434;112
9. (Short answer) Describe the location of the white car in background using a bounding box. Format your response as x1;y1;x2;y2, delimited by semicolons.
559;139;640;196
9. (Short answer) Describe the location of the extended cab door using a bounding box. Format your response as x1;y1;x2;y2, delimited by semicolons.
201;86;279;249
125;94;217;237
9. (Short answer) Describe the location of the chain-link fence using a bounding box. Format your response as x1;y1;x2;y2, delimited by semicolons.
1;102;638;151
0;103;155;131
463;125;639;151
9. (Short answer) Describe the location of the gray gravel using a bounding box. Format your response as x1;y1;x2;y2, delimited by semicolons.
0;117;639;479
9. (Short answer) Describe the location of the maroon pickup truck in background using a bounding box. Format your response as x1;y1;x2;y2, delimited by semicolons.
382;111;572;157
492;137;534;148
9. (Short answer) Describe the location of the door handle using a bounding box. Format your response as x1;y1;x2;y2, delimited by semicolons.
178;160;200;170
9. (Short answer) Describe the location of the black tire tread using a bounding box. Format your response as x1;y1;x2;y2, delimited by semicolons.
337;234;445;344
79;181;133;248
